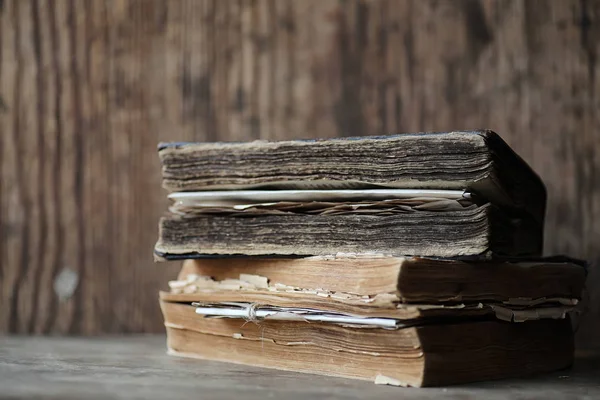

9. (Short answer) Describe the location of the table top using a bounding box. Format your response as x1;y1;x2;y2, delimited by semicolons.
1;335;599;399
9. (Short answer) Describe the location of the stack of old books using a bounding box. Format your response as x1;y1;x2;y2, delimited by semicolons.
155;130;586;387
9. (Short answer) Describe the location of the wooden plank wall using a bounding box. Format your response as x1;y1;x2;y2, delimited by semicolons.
1;0;598;349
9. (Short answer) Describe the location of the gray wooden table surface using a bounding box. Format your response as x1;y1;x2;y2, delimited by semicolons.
1;336;598;399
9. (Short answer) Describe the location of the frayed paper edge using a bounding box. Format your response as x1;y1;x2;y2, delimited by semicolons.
490;305;572;322
169;274;401;306
374;374;409;387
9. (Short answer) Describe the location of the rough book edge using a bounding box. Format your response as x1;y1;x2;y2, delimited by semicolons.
166;346;415;386
157;130;485;151
157;131;546;226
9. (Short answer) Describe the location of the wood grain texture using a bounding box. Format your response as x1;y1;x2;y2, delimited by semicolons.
1;0;599;348
1;336;599;399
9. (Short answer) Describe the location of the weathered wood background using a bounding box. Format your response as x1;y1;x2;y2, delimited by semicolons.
1;0;598;348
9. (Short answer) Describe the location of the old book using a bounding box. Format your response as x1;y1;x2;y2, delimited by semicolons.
160;300;574;387
160;255;582;323
158;130;546;223
156;131;546;259
169;256;586;304
155;200;542;259
159;256;581;386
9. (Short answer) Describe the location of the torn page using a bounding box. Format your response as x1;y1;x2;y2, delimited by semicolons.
489;304;572;322
374;374;409;387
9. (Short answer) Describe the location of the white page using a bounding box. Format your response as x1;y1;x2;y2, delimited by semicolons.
193;302;403;329
170;189;470;207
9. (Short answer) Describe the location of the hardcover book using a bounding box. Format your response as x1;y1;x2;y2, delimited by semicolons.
158;256;583;387
155;131;546;259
